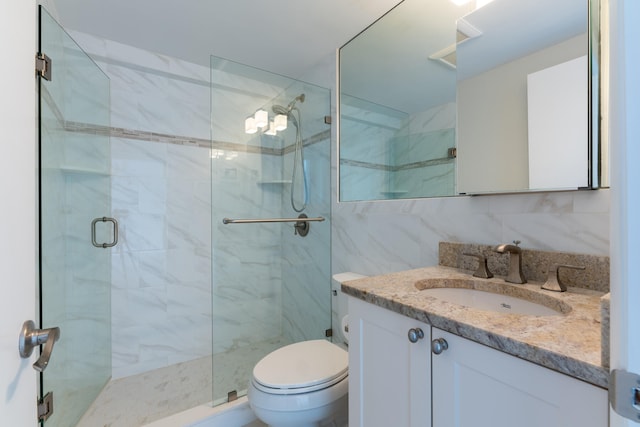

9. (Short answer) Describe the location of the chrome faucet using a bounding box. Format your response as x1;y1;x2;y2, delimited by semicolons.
495;241;527;284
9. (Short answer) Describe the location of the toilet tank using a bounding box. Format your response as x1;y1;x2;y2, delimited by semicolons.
331;272;367;346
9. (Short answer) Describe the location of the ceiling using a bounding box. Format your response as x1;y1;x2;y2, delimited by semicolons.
51;0;403;80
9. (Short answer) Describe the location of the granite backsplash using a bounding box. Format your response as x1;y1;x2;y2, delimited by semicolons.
438;241;610;293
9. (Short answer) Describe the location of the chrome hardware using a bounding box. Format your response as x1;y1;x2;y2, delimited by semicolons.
227;390;238;403
222;216;325;224
18;320;60;372
408;328;425;343
541;263;586;292
223;214;324;237
91;217;118;248
495;241;527;284
610;369;640;421
431;338;449;355
293;214;311;237
462;252;493;278
36;52;52;81
324;115;332;125
38;392;54;421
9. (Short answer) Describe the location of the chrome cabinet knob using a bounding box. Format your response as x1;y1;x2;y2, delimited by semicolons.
408;327;425;343
431;338;449;355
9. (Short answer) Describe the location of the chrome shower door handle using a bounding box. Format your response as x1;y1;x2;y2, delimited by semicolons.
91;216;118;248
19;320;61;372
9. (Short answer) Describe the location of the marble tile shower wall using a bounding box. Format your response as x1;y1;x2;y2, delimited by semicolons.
281;138;332;343
70;31;215;378
340;98;455;200
393;103;456;198
211;150;284;352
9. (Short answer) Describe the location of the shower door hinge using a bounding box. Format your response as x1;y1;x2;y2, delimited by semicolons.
227;390;238;402
37;392;54;422
36;53;52;81
325;328;333;337
324;115;332;125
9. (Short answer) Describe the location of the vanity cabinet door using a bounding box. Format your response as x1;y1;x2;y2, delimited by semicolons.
348;297;431;427
431;329;608;427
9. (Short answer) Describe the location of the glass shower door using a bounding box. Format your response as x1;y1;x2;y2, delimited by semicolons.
38;7;111;425
210;56;332;405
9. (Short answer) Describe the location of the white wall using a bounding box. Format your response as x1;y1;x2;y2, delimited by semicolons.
609;0;640;425
457;34;587;194
0;0;38;425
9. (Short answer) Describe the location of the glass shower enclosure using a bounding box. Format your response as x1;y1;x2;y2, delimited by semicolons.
38;6;111;426
210;56;332;405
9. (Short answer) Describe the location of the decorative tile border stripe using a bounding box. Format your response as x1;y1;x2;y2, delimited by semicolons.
64;121;327;157
282;129;331;155
40;85;65;127
340;156;454;172
340;159;392;171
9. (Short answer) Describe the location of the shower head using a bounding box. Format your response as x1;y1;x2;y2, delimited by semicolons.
272;104;291;115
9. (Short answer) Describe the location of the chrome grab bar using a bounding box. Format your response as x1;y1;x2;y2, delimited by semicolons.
222;216;325;224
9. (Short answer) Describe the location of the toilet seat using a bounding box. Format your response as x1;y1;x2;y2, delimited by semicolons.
252;340;348;395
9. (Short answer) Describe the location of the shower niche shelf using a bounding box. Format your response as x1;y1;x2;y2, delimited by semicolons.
46;166;110;176
257;180;292;185
380;190;408;197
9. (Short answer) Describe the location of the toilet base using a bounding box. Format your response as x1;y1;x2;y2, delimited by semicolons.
249;389;348;427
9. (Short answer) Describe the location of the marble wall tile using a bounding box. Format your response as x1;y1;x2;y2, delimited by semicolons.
332;191;609;278
281;134;332;343
67;34;217;380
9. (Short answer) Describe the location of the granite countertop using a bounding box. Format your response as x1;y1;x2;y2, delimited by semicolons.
341;265;608;389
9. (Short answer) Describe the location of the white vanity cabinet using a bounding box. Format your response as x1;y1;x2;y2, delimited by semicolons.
431;328;608;427
348;297;431;427
348;297;609;427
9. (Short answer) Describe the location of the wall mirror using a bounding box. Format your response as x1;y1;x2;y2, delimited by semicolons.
338;0;603;201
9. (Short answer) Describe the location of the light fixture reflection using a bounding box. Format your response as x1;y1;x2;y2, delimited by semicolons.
274;114;287;131
265;121;277;136
245;117;257;134
255;109;268;128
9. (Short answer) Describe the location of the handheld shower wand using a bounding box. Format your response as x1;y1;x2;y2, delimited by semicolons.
272;94;308;213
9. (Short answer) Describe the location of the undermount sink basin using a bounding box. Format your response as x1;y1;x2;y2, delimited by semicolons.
414;278;571;317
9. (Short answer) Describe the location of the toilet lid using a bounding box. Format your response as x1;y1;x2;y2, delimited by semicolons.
253;340;348;392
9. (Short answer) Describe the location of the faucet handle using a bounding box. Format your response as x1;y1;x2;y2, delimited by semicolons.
541;264;585;292
462;252;494;279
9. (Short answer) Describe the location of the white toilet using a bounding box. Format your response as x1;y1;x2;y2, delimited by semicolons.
247;273;366;427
